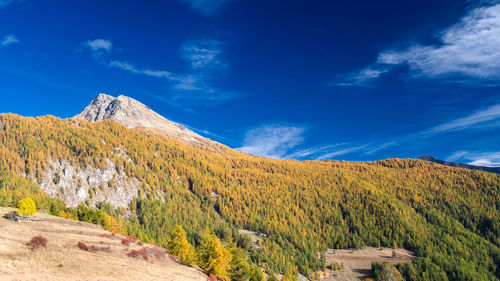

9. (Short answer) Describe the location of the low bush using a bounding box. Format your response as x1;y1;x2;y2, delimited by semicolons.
121;235;140;246
77;241;110;252
27;236;48;251
127;247;167;261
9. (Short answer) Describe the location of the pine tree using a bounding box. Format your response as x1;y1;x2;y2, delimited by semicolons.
249;264;264;281
197;230;231;280
167;225;195;265
229;247;251;281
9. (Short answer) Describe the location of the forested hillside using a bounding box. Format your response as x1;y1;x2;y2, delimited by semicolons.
0;113;498;280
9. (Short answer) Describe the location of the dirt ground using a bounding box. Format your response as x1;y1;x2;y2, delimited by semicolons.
0;207;208;281
324;247;415;281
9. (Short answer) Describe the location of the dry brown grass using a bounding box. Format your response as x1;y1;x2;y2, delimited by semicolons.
0;207;208;281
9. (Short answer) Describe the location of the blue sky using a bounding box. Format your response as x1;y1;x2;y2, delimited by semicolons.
1;0;500;166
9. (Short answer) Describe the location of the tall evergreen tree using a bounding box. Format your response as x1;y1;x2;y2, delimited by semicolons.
167;225;195;265
197;230;232;280
229;247;251;281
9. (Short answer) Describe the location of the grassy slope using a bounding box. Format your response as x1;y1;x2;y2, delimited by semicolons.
0;207;207;281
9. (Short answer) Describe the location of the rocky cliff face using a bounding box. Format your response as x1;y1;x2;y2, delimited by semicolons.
38;158;139;209
74;94;215;147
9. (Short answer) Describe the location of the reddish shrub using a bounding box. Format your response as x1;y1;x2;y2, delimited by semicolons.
121;235;141;246
127;247;167;261
27;236;48;251
123;238;130;245
126;235;138;241
208;274;218;281
78;241;109;252
78;241;89;251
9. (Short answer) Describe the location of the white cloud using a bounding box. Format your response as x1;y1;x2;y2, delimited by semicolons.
181;40;226;70
285;143;348;159
367;103;500;154
84;39;112;57
315;145;368;160
332;67;388;87
291;102;500;160
424;103;500;135
446;150;469;162
179;0;231;15
0;34;19;46
109;60;241;105
336;3;500;86
238;124;306;158
447;151;500;167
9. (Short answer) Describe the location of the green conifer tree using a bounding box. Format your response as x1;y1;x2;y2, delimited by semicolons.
167;225;195;265
229;247;251;281
197;230;231;280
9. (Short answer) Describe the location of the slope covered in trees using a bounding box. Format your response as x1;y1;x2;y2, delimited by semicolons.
0;114;498;280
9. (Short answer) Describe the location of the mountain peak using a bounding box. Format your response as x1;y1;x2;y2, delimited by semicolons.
74;94;214;147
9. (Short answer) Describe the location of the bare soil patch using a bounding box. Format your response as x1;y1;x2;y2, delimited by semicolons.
324;247;415;281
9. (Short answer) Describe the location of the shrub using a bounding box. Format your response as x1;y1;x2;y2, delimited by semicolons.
27;236;48;251
77;241;109;252
17;197;36;216
122;235;140;246
127;247;167;261
78;241;89;251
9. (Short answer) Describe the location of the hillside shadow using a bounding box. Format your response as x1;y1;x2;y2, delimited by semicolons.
352;268;372;278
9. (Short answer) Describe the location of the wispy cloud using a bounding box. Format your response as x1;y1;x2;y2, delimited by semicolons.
285;143;349;159
369;103;500;153
181;39;226;70
284;102;500;160
83;39;112;58
0;34;19;47
179;0;232;15
315;144;369;160
423;103;500;135
334;3;500;86
332;67;388;87
446;150;469;162
238;124;306;158
109;60;193;85
447;151;500;167
82;38;241;105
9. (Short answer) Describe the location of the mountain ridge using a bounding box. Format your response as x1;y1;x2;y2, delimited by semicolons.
419;155;500;174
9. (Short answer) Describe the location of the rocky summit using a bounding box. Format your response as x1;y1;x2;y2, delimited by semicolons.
74;94;215;147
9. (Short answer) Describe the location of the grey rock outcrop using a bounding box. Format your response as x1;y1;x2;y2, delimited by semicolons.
39;158;139;209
